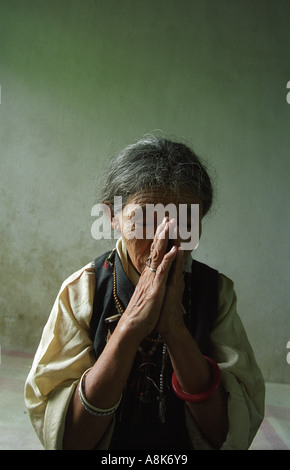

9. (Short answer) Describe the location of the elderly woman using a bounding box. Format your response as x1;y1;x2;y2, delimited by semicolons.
25;136;264;450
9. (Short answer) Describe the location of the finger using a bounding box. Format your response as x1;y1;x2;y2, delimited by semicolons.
155;216;168;238
175;247;185;276
167;247;185;291
148;219;170;270
150;217;178;270
151;217;168;249
154;245;178;281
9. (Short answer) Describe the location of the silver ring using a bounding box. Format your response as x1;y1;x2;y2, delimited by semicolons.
146;257;157;273
147;266;157;273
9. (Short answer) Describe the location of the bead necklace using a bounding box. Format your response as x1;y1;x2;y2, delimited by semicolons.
113;257;124;316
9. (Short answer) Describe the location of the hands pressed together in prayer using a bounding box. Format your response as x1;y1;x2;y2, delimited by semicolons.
119;217;187;344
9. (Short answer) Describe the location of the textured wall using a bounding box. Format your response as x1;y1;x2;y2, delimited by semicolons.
0;0;289;383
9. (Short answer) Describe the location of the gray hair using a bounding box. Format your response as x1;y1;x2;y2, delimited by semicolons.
98;136;213;216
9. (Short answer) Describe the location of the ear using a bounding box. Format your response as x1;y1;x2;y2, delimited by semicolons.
111;216;121;232
103;201;121;232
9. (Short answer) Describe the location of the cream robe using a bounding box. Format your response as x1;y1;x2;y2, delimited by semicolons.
24;239;265;450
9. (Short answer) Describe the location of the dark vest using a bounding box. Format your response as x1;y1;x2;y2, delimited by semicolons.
90;250;218;450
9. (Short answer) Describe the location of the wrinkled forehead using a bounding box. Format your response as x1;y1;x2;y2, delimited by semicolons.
122;189;201;226
124;188;202;209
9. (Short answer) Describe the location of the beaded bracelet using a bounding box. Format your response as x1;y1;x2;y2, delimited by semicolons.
78;368;122;416
171;356;221;403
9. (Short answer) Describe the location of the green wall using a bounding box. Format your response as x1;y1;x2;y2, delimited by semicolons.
0;0;289;383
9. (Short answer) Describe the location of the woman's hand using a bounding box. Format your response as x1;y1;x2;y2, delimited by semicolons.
118;218;178;342
156;245;186;340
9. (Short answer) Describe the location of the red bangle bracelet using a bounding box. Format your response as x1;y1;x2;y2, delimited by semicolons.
171;356;221;403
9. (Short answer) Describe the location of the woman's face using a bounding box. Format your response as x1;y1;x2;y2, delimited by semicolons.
112;189;202;274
